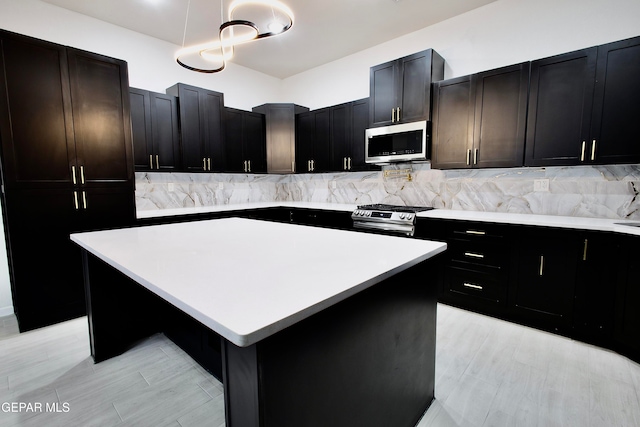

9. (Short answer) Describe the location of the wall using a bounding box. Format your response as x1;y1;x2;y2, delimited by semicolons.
282;0;640;110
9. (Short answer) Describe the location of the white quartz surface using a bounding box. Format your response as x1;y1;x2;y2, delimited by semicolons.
71;218;446;347
137;202;640;236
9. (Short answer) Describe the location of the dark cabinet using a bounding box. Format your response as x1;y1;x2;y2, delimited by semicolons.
166;83;224;172
510;229;579;333
369;49;444;127
573;232;619;345
330;98;374;172
223;107;266;173
432;63;528;169
526;35;640;166
0;30;135;331
296;107;331;173
252;103;309;174
614;235;640;360
130;88;180;172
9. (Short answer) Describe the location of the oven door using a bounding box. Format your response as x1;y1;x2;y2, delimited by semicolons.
352;220;415;237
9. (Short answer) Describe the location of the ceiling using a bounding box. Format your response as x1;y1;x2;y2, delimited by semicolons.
41;0;497;79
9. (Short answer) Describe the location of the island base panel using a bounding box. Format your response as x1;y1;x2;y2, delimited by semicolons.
223;258;439;427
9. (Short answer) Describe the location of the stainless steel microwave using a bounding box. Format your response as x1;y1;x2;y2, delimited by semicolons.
365;120;428;164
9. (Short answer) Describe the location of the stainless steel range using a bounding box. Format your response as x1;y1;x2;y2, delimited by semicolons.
351;204;435;237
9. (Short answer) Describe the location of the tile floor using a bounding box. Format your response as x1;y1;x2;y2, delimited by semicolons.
0;304;638;426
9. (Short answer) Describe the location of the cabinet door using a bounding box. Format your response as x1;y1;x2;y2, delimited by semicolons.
0;31;76;188
369;60;398;127
243;111;266;173
330;103;351;172
224;108;244;172
398;50;434;124
4;189;85;331
67;49;133;185
150;92;180;171
312;107;331;172
511;233;579;332
349;98;370;171
78;186;135;232
130;88;153;171
295;111;314;172
574;233;618;345
590;36;640;164
202;89;225;171
173;84;206;171
614;236;640;358
431;76;475;169
473;63;528;168
525;48;597;166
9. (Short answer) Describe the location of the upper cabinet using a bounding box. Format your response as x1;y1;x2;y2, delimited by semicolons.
296;107;331;173
223;107;266;173
0;32;133;189
130;88;180;172
432;63;529;169
252;103;309;174
369;49;444;127
526;35;640;166
166;83;225;172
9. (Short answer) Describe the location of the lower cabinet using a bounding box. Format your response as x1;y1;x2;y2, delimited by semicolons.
614;235;640;359
509;228;579;334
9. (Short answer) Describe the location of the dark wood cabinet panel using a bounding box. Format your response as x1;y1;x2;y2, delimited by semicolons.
349;98;370;171
295;107;331;173
431;76;475;169
330;102;350;171
0;31;75;188
223;107;266;173
432;63;528;169
510;231;579;333
614;236;640;360
167;83;224;172
252;103;308;174
130;88;153;170
369;49;444;127
473;63;528;168
525;48;597;166
67;48;133;185
590;36;640;164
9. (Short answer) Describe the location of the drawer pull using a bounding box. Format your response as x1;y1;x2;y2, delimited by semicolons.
464;252;484;259
539;255;544;276
465;230;486;236
463;282;483;290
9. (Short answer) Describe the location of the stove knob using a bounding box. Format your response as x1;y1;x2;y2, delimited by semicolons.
407;214;414;220
399;213;405;219
366;211;371;217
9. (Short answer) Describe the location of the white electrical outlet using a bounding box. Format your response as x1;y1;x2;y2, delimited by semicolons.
534;179;550;192
167;183;175;192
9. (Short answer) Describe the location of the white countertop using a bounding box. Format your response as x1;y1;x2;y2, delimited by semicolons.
137;202;640;236
71;217;446;347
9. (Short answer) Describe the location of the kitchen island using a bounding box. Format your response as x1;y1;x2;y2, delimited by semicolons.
71;217;447;427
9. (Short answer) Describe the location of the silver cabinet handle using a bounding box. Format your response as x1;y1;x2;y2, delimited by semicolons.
207;158;211;171
80;166;85;184
248;160;251;172
348;157;352;170
72;166;77;185
307;160;311;172
73;191;79;210
466;149;471;166
465;230;486;235
150;155;154;169
539;255;544;276
82;191;87;209
464;252;484;259
203;158;206;170
312;160;315;171
591;139;596;161
474;148;478;165
292;161;295;173
463;282;483;290
581;141;586;162
391;108;395;122
343;157;347;171
397;107;400;121
244;160;247;172
155;155;159;170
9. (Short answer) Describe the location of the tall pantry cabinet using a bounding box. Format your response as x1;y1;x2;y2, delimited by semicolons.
0;30;135;331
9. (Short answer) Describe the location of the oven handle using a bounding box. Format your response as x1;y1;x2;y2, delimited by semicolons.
353;221;415;237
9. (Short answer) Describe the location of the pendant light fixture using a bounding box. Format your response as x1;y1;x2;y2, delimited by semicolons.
176;0;294;73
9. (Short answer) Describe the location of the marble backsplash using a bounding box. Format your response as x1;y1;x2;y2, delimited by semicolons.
135;163;640;220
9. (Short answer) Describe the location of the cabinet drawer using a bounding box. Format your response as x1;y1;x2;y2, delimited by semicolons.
446;266;506;304
450;225;505;244
449;239;507;268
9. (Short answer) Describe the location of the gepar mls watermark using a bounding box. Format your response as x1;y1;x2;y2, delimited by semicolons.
2;402;70;413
